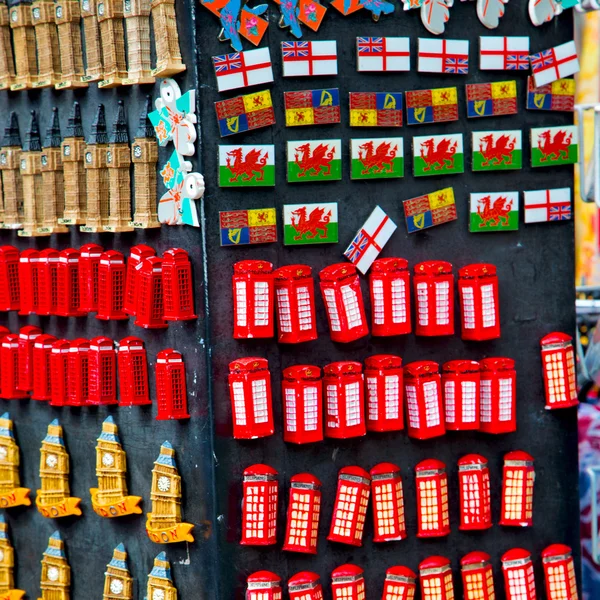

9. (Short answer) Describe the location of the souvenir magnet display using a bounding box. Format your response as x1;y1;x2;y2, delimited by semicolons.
458;454;492;530
118;337;151;406
466;81;517;118
18;325;41;390
330;0;393;21
134;257;168;329
32;334;57;398
80;0;103;82
0;115;23;230
146;441;195;543
479;357;516;434
458;264;500;341
123;244;156;315
282;473;321;554
415;460;450;537
417;38;469;74
479;35;529;70
382;567;416;599
162;248;197;321
87;337;118;404
442;360;480;430
531;41;579;87
220;209;277;246
404;361;445;440
281;40;337;77
103;544;133;600
472;130;522;171
90;417;143;517
36;420;82;518
349;93;403;127
527;76;575;111
0;246;19;310
370;463;407;541
287;139;341;182
273;0;326;38
241;464;278;545
284;89;341;127
18;250;39;315
151;0;185;76
215;89;275;137
406;87;458;126
37;251;60;315
146;552;178;600
461;552;495;600
501;549;536;600
403;188;457;233
54;0;87;89
212;47;273;92
0;336;26;400
365;355;404;432
0;515;25;600
155;349;190;420
282;366;323;443
413;261;454;336
95;251;127;320
419;557;454;600
331;565;365;599
469;192;519;232
97;0;127;88
0;413;31;508
37;532;70;600
0;0;15;90
245;572;281;599
356;37;410;72
288;572;322;600
283;203;337;245
218;146;275;188
413;133;464;176
540;332;578;409
49;340;70;407
529;0;562;26
369;258;411;336
56;249;86;317
66;339;90;406
530;126;578;167
500;450;534;526
8;0;38;90
122;0;154;85
542;544;579;600
523;187;571;222
327;467;370;547
31;0;61;87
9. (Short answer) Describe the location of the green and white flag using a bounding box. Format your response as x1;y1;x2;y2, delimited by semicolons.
530;125;578;168
287;140;342;183
413;133;464;177
469;192;519;232
350;138;404;180
218;145;275;187
472;130;522;171
283;202;338;245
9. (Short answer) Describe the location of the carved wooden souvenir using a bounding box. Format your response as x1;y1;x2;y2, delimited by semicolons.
37;532;70;600
131;97;160;229
80;0;103;82
39;108;68;234
501;549;536;600
54;0;88;89
350;94;403;128
0;114;24;230
284;88;340;126
0;515;25;600
419;556;454;600
466;81;517;118
282;473;321;554
30;0;60;87
0;0;15;90
417;38;469;74
18;111;47;237
479;35;529;70
81;104;110;232
527;76;575;111
241;464;278;546
460;552;495;600
413;134;464;177
381;567;416;600
122;0;154;84
370;463;406;542
415;460;450;537
500;451;534;526
356;37;410;72
36;419;82;518
97;0;127;87
472;130;523;171
406;87;458;126
151;0;185;76
212;47;273;93
542;544;578;600
102;544;133;600
530;41;579;87
90;417;142;518
281;366;323;443
288;572;322;600
0;413;31;508
8;0;38;90
350;138;403;180
146;441;194;543
215;90;275;137
530;127;578;168
146;553;178;600
245;572;281;600
283;203;337;245
331;565;365;600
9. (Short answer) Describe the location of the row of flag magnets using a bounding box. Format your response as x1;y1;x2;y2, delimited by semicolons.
211;38;579;93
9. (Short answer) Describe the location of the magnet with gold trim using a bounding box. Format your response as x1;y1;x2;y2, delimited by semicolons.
37;532;70;600
0;413;31;509
0;515;25;600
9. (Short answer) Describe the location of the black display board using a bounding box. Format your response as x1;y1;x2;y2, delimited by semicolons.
0;1;580;599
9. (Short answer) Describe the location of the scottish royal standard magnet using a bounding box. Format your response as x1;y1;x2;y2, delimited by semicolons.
530;126;578;167
466;81;517;118
284;89;340;126
406;87;458;126
349;92;402;127
403;187;457;233
413;134;464;177
218;145;275;187
220;208;277;245
526;76;575;112
215;90;275;137
469;192;519;232
283;202;338;245
351;138;403;180
472;130;522;171
287;140;342;182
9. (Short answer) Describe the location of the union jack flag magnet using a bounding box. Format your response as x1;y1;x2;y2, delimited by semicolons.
281;40;338;77
418;38;469;75
212;48;274;93
356;37;410;72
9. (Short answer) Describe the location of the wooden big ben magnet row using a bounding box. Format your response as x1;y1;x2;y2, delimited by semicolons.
0;413;31;509
30;0;60;88
36;419;82;518
0;515;25;600
103;544;132;600
122;0;153;85
0;0;16;90
146;442;194;544
131;96;160;229
54;0;87;89
80;0;103;82
90;417;142;518
0;113;24;230
150;0;184;77
146;553;178;600
97;0;127;88
38;531;70;600
9;0;38;90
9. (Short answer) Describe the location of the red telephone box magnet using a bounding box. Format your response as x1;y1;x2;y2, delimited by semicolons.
415;459;450;538
233;260;274;339
331;565;365;600
442;360;480;430
419;557;454;600
502;549;537;600
156;349;189;419
283;473;321;555
327;466;370;547
241;464;278;546
382;566;416;600
413;261;454;337
32;334;57;401
0;335;28;399
134;256;168;329
542;544;578;600
162;248;197;321
288;572;323;600
458;454;492;531
500;450;534;527
37;248;60;316
274;265;317;344
246;572;282;600
78;243;103;313
56;248;86;317
18;249;39;316
0;246;20;312
88;336;117;405
67;338;90;406
365;354;404;432
369;258;411;336
97;250;129;320
460;552;495;600
49;339;70;407
370;462;406;542
540;332;578;410
458;264;500;341
404;361;445;440
124;244;156;316
479;357;516;434
118;336;151;406
17;325;41;392
282;365;323;444
228;357;274;439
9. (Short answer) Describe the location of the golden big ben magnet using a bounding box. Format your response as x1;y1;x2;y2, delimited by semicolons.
0;515;25;600
0;413;31;509
146;553;177;600
102;544;132;600
38;531;70;600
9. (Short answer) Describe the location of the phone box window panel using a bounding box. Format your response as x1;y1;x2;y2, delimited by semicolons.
88;337;117;405
369;258;411;337
288;572;323;600
413;261;454;337
37;248;60;315
241;464;278;546
331;565;365;600
419;557;455;600
461;552;495;600
323;361;366;439
228;357;274;439
123;244;155;316
540;332;578;410
56;248;86;317
32;334;57;401
370;463;406;543
49;340;70;406
542;544;578;600
134;257;167;329
96;250;127;320
283;473;321;554
0;336;26;400
155;349;189;420
18;249;39;315
404;361;445;440
479;357;516;434
442;360;480;431
67;339;90;406
17;325;41;392
282;365;323;444
500;451;534;527
319;263;368;343
118;336;151;406
365;355;404;433
415;459;450;538
458;454;492;531
79;244;104;313
232;260;274;339
246;571;282;600
327;466;370;547
501;549;536;600
458;264;500;341
0;246;20;311
162;248;197;321
274;265;317;344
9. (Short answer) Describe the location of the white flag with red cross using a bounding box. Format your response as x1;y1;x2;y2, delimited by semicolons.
530;40;579;87
418;38;469;74
479;36;530;71
281;41;338;77
356;37;411;72
524;188;571;223
212;48;274;93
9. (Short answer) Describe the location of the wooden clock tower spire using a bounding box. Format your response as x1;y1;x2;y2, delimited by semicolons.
0;112;23;229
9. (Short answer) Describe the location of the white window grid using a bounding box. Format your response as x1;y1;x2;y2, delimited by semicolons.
285;388;297;432
444;381;456;423
253;281;270;327
547;565;569;600
323;288;341;331
372;279;385;325
374;483;398;537
303;386;319;431
461;381;477;423
385;375;400;419
296;286;313;331
545;352;566;404
435;281;450;326
391;279;407;323
462;286;476;329
503;469;525;520
276;288;292;333
326;385;339;428
286;491;310;547
481;284;496;328
566;351;577;400
423;381;441;427
498;378;513;421
232;381;246;426
244;484;267;538
480;379;492;423
235;281;247;327
252;379;269;424
332;485;359;538
418;480;441;530
345;382;361;427
367;377;379;421
384;583;412;600
507;567;534;600
461;473;487;524
341;284;363;330
416;282;429;326
406;385;420;429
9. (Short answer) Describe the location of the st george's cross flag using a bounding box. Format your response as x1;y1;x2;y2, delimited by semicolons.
356;37;410;72
344;206;397;274
523;188;572;223
281;41;338;77
530;41;580;88
418;38;469;74
212;48;274;93
479;36;530;71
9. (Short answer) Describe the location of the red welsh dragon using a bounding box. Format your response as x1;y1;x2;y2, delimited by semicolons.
419;138;457;171
294;143;336;177
537;129;572;162
477;195;513;228
290;206;331;240
478;134;516;167
226;147;268;182
357;141;398;175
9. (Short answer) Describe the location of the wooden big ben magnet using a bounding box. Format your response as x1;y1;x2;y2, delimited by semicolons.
0;0;15;90
0;113;23;230
97;0;126;88
59;102;86;226
18;110;48;238
54;0;87;88
150;0;184;77
81;104;110;232
103;544;132;600
90;417;142;518
122;0;153;85
8;0;38;90
38;532;70;600
0;515;25;600
105;101;133;232
0;413;31;509
146;553;178;600
36;419;82;518
146;442;194;544
39;108;68;234
31;0;60;87
80;0;103;82
131;96;160;229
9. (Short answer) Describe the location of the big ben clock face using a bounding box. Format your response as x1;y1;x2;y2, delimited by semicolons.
153;588;165;600
157;476;171;492
102;452;115;467
46;454;58;468
47;566;59;582
110;578;124;595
